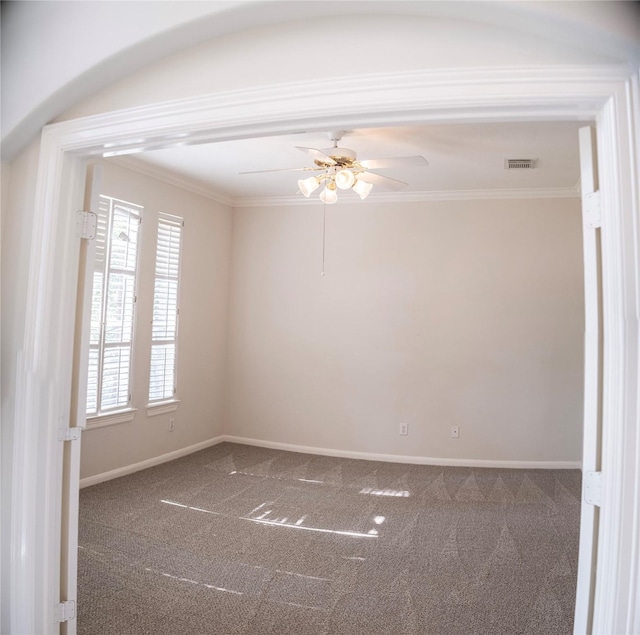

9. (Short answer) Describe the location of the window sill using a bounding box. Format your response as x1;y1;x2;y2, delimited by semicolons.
146;400;180;417
86;409;137;430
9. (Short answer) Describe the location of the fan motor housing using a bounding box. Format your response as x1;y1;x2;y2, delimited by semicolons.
316;146;357;168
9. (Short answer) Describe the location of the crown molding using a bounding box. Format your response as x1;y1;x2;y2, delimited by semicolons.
106;155;234;207
235;187;580;207
109;156;580;208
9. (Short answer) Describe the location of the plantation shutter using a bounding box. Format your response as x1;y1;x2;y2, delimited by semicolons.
86;199;108;415
86;196;141;415
149;214;183;402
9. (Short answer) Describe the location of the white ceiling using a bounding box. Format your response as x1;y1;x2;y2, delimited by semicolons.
118;121;584;205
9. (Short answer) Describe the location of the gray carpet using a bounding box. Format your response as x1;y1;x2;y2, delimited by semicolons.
78;442;581;634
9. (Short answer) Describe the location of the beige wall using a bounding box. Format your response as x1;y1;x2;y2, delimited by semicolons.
77;172;585;477
79;161;232;479
225;197;584;462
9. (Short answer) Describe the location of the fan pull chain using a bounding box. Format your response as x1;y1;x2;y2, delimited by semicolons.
321;200;327;276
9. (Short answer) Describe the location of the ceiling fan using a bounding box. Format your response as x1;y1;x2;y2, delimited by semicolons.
240;130;429;203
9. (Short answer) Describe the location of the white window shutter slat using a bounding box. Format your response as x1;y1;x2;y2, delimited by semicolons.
86;348;99;414
149;213;183;403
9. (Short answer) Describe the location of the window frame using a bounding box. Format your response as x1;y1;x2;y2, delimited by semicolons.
147;211;184;409
86;194;143;424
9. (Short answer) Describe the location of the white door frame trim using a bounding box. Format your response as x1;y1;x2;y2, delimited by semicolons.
9;64;639;634
591;73;640;635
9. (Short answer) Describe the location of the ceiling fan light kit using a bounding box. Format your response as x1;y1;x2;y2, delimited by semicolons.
298;175;321;197
244;130;428;204
298;170;371;203
335;169;356;189
352;178;373;200
319;184;338;205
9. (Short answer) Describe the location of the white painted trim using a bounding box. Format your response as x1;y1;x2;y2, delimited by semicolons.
222;435;581;470
85;409;137;429
11;62;639;634
52;65;629;158
79;435;225;488
9;142;87;634
78;430;581;491
107;156;234;207
573;125;602;634
393;187;580;201
111;155;579;206
626;72;640;635
146;400;180;417
591;74;640;635
234;187;580;208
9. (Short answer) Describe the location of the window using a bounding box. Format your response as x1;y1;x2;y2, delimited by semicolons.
86;195;142;416
149;213;183;403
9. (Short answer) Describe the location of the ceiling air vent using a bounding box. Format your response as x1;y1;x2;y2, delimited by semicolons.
504;158;537;170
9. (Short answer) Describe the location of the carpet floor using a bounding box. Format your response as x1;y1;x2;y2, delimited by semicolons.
78;442;581;634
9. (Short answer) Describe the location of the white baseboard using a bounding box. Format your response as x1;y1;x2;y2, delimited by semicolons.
222;435;581;470
79;435;226;488
80;433;580;487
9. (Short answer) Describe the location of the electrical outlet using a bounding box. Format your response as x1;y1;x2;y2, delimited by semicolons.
168;418;175;432
450;426;460;439
399;423;409;436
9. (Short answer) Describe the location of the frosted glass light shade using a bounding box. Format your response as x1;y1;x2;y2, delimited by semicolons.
353;179;373;200
298;176;320;197
335;169;355;190
319;186;338;204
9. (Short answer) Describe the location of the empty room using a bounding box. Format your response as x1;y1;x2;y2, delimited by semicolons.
2;3;638;635
75;122;585;634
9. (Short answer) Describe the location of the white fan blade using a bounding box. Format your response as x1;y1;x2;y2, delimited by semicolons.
358;171;408;190
295;146;337;165
239;166;323;175
359;156;428;169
